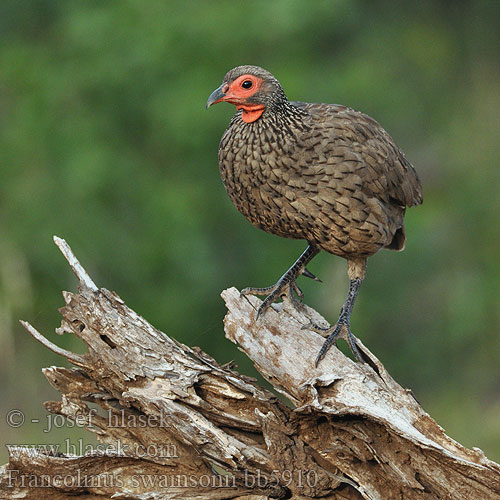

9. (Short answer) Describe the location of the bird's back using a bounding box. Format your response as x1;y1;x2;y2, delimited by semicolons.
292;101;422;206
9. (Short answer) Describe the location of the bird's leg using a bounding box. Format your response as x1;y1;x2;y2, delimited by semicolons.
241;244;320;318
312;258;367;364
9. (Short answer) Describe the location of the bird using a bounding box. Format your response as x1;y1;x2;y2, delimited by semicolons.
207;65;422;364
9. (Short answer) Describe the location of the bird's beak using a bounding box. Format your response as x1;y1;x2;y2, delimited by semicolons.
206;84;226;109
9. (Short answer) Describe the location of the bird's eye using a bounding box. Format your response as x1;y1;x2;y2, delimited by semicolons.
241;80;253;89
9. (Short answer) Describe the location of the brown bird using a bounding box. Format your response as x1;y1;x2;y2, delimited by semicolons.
207;65;422;364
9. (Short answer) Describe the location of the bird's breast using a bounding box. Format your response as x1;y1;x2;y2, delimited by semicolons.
218;119;301;235
220;119;286;186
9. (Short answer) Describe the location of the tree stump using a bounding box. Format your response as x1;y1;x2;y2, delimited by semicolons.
0;237;499;499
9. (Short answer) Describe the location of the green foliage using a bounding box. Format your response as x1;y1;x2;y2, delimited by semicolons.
0;0;499;461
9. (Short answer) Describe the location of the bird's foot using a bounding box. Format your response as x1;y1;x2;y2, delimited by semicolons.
241;245;321;319
307;317;363;365
241;278;305;319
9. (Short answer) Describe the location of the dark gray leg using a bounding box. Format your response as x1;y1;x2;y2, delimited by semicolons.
313;277;364;365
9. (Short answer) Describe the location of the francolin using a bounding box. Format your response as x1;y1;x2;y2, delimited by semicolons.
207;65;422;364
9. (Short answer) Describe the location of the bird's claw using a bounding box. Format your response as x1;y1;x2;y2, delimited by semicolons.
315;320;362;366
243;278;307;320
293;282;304;301
301;268;322;282
255;305;265;321
302;320;330;334
241;285;276;296
255;294;276;319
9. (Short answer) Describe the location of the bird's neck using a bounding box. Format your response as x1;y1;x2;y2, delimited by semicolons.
260;99;309;132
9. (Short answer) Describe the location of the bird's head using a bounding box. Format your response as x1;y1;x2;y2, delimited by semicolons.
206;65;286;123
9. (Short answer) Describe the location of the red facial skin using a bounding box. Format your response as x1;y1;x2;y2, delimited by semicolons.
218;74;265;123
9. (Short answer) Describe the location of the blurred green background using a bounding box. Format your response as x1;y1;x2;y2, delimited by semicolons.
1;0;499;464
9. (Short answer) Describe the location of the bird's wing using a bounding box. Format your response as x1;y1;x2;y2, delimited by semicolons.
291;102;423;208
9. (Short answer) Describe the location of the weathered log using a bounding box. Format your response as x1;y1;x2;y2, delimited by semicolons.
0;237;499;499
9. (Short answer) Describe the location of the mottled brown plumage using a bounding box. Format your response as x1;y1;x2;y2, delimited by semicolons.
207;65;422;363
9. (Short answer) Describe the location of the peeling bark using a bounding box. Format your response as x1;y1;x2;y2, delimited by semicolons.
0;237;499;499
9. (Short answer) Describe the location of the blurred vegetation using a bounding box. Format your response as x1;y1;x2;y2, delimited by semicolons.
1;0;499;463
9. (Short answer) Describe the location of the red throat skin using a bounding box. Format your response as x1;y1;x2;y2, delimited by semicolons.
236;104;265;123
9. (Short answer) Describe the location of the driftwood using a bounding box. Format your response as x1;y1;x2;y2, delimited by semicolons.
1;237;499;500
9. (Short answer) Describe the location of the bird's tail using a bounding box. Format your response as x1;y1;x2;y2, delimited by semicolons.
387;226;406;251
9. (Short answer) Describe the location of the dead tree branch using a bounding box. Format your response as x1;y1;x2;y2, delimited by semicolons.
0;237;499;499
